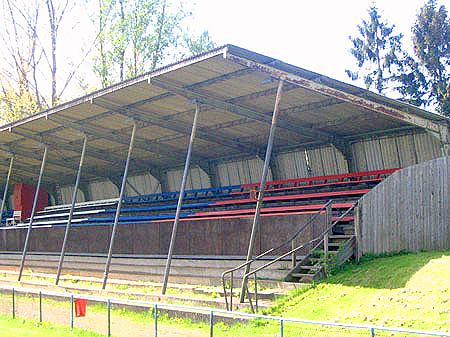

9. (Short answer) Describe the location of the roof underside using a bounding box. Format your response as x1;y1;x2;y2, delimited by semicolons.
0;45;448;187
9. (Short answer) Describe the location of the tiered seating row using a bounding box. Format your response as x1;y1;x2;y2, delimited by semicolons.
1;169;399;229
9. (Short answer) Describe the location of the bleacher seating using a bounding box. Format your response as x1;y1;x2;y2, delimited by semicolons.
2;168;399;229
0;210;13;225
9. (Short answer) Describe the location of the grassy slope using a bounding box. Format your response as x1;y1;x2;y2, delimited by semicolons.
107;251;450;336
0;315;105;337
268;251;450;331
0;251;448;336
213;251;450;336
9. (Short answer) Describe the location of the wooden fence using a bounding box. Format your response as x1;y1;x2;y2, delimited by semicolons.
356;156;449;255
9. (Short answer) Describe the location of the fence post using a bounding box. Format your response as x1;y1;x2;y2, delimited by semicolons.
154;304;158;337
279;319;284;337
291;240;297;268
107;299;111;337
230;271;233;311
12;288;15;319
70;295;74;330
39;291;42;323
210;310;214;337
254;273;258;312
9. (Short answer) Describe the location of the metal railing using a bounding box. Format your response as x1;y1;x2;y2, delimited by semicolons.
242;202;359;312
2;286;448;337
221;200;333;311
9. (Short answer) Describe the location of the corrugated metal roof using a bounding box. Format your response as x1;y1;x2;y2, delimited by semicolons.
0;44;448;188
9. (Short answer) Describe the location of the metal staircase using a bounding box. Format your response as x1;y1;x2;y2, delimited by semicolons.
221;201;358;312
286;205;357;283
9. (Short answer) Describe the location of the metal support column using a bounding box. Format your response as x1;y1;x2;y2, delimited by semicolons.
18;146;48;281
55;136;87;285
161;102;201;295
0;156;14;225
240;79;284;302
102;123;137;289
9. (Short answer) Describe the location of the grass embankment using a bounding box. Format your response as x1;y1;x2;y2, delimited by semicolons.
0;315;105;337
110;251;450;336
0;251;448;336
268;251;450;330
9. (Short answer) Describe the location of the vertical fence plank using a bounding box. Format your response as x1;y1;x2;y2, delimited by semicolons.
359;157;449;254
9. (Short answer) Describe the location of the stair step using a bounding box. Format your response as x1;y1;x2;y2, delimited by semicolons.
328;242;344;247
329;235;354;239
299;265;321;270
331;216;354;222
291;273;315;278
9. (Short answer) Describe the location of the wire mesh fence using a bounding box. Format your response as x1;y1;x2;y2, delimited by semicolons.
2;287;449;337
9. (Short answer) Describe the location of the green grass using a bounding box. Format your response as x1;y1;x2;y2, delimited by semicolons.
1;251;448;336
111;250;450;336
266;251;450;331
0;314;105;337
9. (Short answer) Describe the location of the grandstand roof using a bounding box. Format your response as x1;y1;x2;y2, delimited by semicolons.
0;45;449;187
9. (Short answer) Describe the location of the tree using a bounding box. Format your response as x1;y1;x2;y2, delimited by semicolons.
346;6;404;94
181;30;216;57
0;0;93;122
93;0;217;88
0;78;40;123
93;0;188;88
0;0;46;116
45;0;69;107
412;0;450;115
393;55;429;107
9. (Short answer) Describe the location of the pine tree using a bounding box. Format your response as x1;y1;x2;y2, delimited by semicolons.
411;0;450;115
346;6;404;94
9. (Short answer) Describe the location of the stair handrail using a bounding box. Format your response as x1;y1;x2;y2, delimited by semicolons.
221;199;333;311
242;201;358;312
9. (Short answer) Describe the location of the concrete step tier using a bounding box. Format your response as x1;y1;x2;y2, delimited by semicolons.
0;252;296;285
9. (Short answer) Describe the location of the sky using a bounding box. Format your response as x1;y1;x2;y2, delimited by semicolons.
1;0;447;104
187;0;444;86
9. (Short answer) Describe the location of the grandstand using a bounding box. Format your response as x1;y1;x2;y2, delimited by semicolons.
0;45;448;302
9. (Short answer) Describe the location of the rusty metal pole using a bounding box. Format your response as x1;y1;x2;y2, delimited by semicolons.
240;79;284;302
0;156;14;226
18;146;48;281
55;136;87;285
161;102;201;295
102;123;137;289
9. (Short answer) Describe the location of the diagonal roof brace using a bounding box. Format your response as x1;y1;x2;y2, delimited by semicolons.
48;114;209;164
225;52;443;135
149;77;339;144
6;128;156;174
91;97;257;155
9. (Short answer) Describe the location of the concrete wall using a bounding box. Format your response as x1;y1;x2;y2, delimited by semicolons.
0;213;325;256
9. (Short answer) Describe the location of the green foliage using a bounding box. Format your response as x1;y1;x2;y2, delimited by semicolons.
93;0;216;88
346;6;404;93
347;2;450;114
412;0;450;115
392;54;429;106
0;81;40;123
181;30;216;58
93;0;187;87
